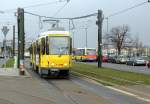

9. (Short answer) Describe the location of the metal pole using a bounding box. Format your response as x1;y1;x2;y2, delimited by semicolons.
13;25;15;57
106;17;109;33
96;10;103;68
85;27;88;48
4;36;6;59
72;31;75;48
69;19;71;32
17;8;20;68
38;17;41;37
17;8;25;75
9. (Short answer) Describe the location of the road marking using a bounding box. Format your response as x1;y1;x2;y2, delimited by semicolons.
106;86;137;96
72;72;150;103
106;86;150;103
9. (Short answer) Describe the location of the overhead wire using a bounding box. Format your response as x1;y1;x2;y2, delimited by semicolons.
52;1;70;17
106;1;148;18
25;11;97;20
23;0;66;9
3;0;68;13
70;13;97;20
24;11;70;19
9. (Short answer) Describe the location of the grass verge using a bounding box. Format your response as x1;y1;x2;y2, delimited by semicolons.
72;62;150;86
2;58;14;68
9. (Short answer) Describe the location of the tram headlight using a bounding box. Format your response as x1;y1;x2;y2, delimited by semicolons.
64;63;68;66
51;63;55;66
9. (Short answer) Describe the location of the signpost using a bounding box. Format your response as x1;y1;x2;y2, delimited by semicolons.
1;26;9;59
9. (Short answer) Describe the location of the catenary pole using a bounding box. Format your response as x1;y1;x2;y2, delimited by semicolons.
17;8;25;75
13;25;15;57
96;10;103;68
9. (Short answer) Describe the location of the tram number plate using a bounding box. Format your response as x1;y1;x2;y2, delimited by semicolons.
51;69;59;71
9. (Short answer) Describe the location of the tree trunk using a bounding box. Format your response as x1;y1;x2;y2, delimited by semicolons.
118;48;121;55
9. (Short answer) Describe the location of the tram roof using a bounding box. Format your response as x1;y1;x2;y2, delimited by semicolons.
75;48;96;50
39;31;69;38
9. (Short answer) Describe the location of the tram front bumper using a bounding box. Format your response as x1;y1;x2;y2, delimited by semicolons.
40;67;70;75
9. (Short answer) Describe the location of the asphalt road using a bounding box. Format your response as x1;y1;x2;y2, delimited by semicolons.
25;59;150;104
85;62;150;75
72;77;149;104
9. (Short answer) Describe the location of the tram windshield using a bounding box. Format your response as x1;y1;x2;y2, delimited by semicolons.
86;49;96;55
49;36;70;55
74;49;84;56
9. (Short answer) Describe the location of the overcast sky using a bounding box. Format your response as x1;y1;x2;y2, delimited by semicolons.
0;0;150;48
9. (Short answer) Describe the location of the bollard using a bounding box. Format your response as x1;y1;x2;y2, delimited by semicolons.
19;60;25;75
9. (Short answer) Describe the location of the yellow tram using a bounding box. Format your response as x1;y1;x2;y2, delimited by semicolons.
30;30;72;77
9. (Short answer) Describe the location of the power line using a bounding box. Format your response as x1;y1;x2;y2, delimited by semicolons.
3;0;68;13
25;11;97;20
107;1;149;18
52;1;69;17
23;0;66;9
70;13;97;20
24;11;70;19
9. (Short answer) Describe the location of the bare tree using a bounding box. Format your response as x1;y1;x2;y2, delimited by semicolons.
134;35;140;50
108;25;130;55
138;41;145;56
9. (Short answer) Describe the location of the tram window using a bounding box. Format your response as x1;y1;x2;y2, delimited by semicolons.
41;38;45;55
37;46;40;54
36;42;40;54
70;38;72;54
34;44;36;54
46;36;49;55
30;45;32;54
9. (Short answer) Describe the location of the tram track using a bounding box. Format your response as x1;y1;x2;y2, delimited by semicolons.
26;63;80;104
46;79;80;104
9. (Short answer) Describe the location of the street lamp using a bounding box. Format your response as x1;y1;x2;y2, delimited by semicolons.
82;20;91;48
106;17;109;33
80;27;88;48
85;27;88;48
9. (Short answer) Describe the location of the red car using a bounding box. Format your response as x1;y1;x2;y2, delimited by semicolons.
102;56;108;63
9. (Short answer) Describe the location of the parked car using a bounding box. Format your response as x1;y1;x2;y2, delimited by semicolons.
0;55;4;59
126;57;146;66
116;55;128;64
102;55;108;62
142;56;149;66
107;55;117;63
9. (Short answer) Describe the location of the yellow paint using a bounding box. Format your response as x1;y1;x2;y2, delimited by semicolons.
40;55;72;70
30;31;72;73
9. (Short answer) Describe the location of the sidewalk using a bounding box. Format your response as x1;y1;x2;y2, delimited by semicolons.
0;67;57;104
0;76;56;104
0;68;19;76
